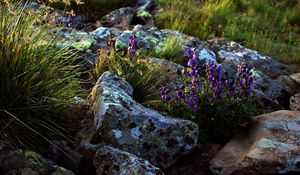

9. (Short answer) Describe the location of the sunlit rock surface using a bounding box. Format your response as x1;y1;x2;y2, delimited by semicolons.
210;110;300;175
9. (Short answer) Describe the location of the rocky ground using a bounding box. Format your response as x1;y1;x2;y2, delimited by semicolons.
1;0;299;175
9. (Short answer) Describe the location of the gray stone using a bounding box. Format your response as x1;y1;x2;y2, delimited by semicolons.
210;110;300;175
101;7;136;30
206;38;290;78
94;146;164;175
290;93;300;111
91;27;122;41
290;73;300;85
82;71;199;169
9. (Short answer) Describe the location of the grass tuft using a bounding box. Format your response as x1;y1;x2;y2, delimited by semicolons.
0;3;82;150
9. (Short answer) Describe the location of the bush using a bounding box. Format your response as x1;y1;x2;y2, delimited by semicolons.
0;3;82;150
160;50;259;143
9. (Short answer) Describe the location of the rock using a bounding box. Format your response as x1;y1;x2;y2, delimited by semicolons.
147;57;185;74
55;29;96;51
165;144;221;175
252;74;300;110
197;38;298;110
101;7;136;30
91;27;122;41
137;0;155;10
94;146;164;175
290;73;300;85
81;71;199;169
290;93;300;111
115;26;160;53
0;144;75;175
206;38;290;78
48;141;83;174
210;110;300;175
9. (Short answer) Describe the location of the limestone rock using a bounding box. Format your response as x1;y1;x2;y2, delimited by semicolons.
91;27;122;41
207;38;290;78
290;93;300;111
94;146;164;175
83;71;199;169
290;73;300;85
101;7;136;29
210;110;300;175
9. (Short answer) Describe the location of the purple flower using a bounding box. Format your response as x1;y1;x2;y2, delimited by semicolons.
237;61;256;98
205;61;225;100
160;87;172;102
68;15;75;29
127;34;139;56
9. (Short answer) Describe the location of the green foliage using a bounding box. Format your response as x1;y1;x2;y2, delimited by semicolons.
156;0;300;65
94;50;164;105
154;36;185;64
0;4;82;149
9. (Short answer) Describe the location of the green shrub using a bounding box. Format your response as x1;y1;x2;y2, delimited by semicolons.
0;3;82;149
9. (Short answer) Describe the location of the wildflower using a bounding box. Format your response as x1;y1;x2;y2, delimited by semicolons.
127;34;138;56
237;61;256;98
205;61;225;100
160;87;171;102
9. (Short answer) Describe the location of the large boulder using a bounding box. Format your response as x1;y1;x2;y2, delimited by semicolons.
94;146;164;175
210;110;300;175
0;144;74;175
80;71;199;169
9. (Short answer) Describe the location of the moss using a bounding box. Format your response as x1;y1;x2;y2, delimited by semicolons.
137;9;152;18
72;37;95;51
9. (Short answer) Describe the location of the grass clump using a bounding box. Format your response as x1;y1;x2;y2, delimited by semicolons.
93;41;165;106
156;0;300;66
0;3;82;150
154;36;185;64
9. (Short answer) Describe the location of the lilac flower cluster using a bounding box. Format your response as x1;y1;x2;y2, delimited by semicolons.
160;49;203;112
205;62;225;100
67;14;75;29
127;34;138;56
237;61;256;98
160;49;256;112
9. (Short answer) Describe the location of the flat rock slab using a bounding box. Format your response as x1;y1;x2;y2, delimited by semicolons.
94;146;164;175
86;71;199;169
210;110;300;175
